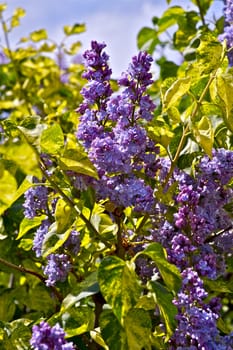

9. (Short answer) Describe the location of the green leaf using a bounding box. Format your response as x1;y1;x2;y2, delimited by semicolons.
196;34;223;74
40;123;64;155
150;281;178;341
98;256;142;322
66;41;82;55
137;27;159;54
0;3;7;13
162;77;191;111
100;310;128;350
191;0;213;15
167;106;180;123
4;319;32;349
41;222;71;257
192;115;214;156
158;6;185;33
0;290;16;321
63;23;86;36
135;295;156;311
17;215;46;240
10;177;32;207
215;73;233;133
61;272;99;311
90;329;109;350
61;306;95;337
10;7;25;29
55;198;75;234
0;138;41;178
204;277;233;294
0;170;18;215
30;29;48;42
124;308;152;350
27;285;56;312
59;156;99;179
135;243;181;292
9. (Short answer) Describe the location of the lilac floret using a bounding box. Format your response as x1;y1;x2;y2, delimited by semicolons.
219;0;233;65
23;185;48;219
64;230;81;255
33;219;51;258
30;321;75;350
43;254;72;286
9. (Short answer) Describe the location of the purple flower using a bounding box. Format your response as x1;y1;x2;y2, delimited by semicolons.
33;219;51;258
224;0;233;24
43;254;72;286
89;135;131;174
219;1;233;65
64;230;81;255
23;183;48;219
30;321;75;350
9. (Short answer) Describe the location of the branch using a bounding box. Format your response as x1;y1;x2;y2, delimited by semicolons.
195;0;206;26
0;257;63;302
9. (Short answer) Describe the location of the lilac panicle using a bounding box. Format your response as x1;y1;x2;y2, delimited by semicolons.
76;41;158;212
169;268;232;349
43;254;72;286
64;230;81;255
33;219;51;258
219;0;233;65
23;182;48;219
30;321;75;350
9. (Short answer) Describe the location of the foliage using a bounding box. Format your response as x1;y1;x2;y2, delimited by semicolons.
0;0;233;349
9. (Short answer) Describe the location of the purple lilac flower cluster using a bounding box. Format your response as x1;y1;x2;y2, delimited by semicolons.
170;268;233;349
150;149;233;348
43;253;72;287
23;169;80;286
23;179;48;219
30;321;75;350
43;230;80;286
33;219;51;258
219;0;233;65
76;41;160;212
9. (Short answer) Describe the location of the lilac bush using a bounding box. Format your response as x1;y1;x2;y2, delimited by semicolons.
1;1;233;349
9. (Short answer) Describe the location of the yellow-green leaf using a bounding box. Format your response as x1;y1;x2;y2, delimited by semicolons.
59;156;99;179
0;170;17;215
55;198;75;234
30;29;48;42
63;23;86;36
192;115;214;156
40;123;64;155
162;77;191;111
17;215;46;240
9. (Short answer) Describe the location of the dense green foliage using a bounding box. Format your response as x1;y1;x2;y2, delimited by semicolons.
0;0;233;349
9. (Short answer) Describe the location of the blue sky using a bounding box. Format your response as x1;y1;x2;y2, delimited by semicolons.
3;0;223;77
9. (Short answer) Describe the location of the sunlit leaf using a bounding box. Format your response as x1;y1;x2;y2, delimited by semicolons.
63;23;86;36
134;243;181;292
0;170;17;215
55;198;75;234
162;77;191;111
30;29;48;42
150;281;178;341
40;123;64;155
61;272;99;311
192;115;214;156
100;310;128;350
17;215;46;240
98;257;142;322
124;308;152;350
